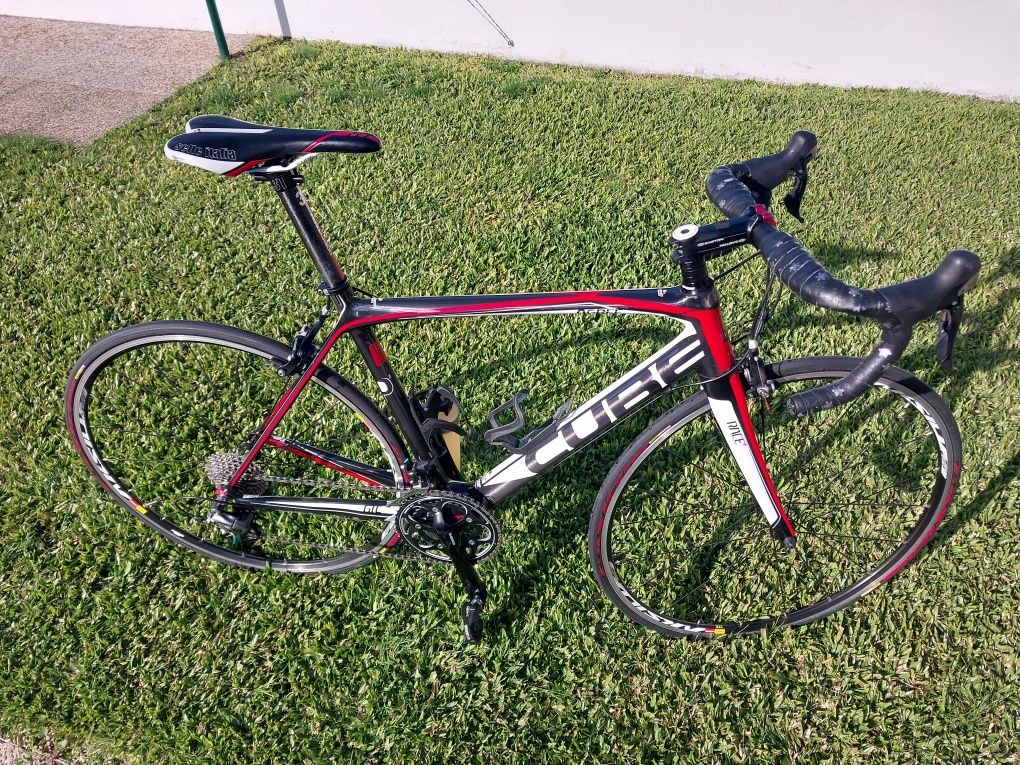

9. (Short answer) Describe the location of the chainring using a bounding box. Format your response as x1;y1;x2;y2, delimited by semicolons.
395;490;501;564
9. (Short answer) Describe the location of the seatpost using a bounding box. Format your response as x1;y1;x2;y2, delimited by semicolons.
262;170;351;297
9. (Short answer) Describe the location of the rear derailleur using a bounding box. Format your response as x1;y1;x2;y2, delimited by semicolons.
202;451;265;544
395;490;501;643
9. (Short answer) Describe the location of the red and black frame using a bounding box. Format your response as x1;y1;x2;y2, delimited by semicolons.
226;169;798;545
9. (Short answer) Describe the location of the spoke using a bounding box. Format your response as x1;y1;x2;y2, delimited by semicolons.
627;523;774;617
684;459;746;492
796;528;903;545
135;464;204;490
784;443;928;505
97;451;205;467
611;501;759;527
617;506;764;569
781;396;865;479
783;499;926;510
796;529;874;571
784;445;874;498
787;480;929;528
120;362;229;436
620;472;747;513
604;373;951;633
616;461;745;512
89;424;214;443
785;433;930;499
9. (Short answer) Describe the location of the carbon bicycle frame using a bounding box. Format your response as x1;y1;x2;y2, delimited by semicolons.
226;171;797;539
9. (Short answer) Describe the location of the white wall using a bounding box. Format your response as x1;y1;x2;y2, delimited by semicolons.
3;1;1017;100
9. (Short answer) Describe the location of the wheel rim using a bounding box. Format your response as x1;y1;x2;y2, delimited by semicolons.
595;366;955;636
70;332;407;572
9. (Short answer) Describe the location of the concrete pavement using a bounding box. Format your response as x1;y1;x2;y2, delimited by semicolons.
0;15;251;146
0;18;252;754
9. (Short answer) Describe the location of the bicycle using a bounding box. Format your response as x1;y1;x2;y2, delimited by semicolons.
65;116;981;642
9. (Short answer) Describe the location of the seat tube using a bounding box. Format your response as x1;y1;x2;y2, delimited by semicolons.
268;171;348;294
220;172;358;490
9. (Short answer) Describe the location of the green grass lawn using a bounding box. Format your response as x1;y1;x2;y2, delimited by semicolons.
2;37;1019;763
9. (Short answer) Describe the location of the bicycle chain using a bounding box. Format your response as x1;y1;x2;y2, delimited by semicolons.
252;532;435;564
248;475;438;564
260;473;403;493
241;470;495;565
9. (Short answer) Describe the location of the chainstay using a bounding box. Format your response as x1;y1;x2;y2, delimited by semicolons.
248;477;427;562
251;531;439;564
240;474;490;566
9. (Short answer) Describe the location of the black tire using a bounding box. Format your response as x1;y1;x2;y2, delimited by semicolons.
65;321;411;573
588;356;962;638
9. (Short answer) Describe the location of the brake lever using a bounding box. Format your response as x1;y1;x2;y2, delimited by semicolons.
783;163;809;223
935;298;965;376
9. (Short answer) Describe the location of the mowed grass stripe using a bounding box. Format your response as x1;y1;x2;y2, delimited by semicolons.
1;37;1018;764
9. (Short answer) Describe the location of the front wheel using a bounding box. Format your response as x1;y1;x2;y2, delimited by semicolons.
588;356;962;638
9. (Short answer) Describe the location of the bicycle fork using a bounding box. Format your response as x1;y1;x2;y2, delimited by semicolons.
701;372;797;546
696;311;797;546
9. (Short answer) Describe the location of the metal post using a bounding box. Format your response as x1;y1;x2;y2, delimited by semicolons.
205;0;230;60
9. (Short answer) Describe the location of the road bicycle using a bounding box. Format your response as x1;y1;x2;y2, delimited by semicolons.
65;116;981;642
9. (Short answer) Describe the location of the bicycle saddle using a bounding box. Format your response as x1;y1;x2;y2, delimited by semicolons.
163;115;381;177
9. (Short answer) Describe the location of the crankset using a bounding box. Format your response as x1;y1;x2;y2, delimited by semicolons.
395;490;501;564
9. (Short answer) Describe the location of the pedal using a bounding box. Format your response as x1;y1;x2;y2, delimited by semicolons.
484;390;572;454
461;595;484;644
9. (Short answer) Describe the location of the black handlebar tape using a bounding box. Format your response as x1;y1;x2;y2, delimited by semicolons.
785;324;913;417
705;166;759;219
785;251;980;417
705;131;817;215
704;134;980;419
750;224;893;321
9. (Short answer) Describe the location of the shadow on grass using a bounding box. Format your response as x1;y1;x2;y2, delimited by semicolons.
924;250;1020;551
945;248;1020;383
765;245;1020;381
477;246;1020;628
928;447;1020;556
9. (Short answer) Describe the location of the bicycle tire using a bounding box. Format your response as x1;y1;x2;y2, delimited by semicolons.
588;356;962;638
66;321;411;573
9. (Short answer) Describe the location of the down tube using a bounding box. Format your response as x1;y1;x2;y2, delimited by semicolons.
475;322;706;503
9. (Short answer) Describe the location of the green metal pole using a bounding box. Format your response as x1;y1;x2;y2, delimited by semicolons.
205;0;230;60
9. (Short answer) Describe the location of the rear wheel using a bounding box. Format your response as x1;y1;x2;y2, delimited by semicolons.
588;356;962;637
65;321;410;573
